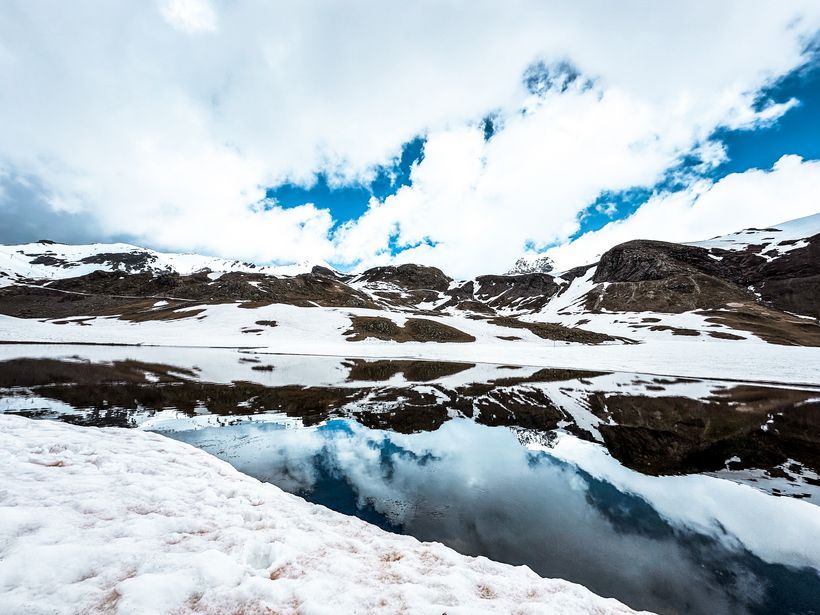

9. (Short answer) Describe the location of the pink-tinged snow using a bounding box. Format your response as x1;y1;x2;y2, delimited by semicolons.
688;211;820;256
0;300;818;385
0;416;645;615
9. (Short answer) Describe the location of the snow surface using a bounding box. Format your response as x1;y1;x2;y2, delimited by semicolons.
1;302;818;385
689;211;820;254
0;415;645;614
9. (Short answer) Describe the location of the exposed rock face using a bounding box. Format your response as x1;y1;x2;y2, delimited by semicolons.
559;264;595;283
748;234;820;319
78;251;164;273
474;273;560;311
29;249;167;274
311;265;342;278
355;264;451;292
506;255;554;275
590;235;820;318
0;268;378;318
593;240;725;283
584;274;751;313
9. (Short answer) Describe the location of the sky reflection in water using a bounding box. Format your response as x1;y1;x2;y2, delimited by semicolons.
168;418;820;615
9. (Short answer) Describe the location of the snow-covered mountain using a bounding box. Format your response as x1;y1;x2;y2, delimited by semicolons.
0;212;818;357
689;211;820;254
0;240;332;287
506;254;555;275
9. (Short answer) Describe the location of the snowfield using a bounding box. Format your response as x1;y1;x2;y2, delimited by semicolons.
0;415;646;615
1;302;818;385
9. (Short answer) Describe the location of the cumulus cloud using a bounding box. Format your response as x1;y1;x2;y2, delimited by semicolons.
159;0;218;33
332;75;816;276
546;155;820;270
0;1;818;273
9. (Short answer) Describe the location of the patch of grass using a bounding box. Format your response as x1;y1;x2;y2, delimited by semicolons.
345;316;475;343
489;316;629;345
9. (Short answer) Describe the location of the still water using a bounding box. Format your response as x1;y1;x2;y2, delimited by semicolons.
1;345;819;614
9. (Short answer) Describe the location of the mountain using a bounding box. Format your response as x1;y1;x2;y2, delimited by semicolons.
506;254;555;275
0;213;818;363
0;241;331;286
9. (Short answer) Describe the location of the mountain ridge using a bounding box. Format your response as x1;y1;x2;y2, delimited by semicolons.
0;212;818;349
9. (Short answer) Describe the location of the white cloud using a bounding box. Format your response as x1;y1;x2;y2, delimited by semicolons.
332;77;816;277
0;1;818;273
159;0;218;33
546;155;820;271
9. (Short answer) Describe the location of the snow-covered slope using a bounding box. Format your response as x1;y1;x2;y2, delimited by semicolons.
1;306;818;384
689;212;820;257
0;415;644;615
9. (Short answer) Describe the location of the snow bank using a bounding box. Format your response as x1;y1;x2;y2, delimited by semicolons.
0;416;645;615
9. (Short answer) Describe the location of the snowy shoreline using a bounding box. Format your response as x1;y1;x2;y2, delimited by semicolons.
0;415;646;614
2;316;819;386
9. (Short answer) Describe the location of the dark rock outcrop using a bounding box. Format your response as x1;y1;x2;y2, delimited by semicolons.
474;273;560;311
345;316;476;343
593;240;725;283
589;234;820;320
79;251;162;273
355;264;451;292
748;234;820;319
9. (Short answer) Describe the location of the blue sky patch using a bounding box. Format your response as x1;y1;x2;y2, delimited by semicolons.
563;56;820;245
712;59;820;174
265;137;425;225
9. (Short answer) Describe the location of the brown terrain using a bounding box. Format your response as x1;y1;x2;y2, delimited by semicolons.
586;232;820;345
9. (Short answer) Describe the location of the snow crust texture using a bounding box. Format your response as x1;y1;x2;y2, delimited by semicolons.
0;415;645;615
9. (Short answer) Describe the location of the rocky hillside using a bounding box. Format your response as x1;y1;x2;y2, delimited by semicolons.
0;213;818;346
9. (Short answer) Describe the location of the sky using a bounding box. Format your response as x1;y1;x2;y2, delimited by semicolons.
0;1;819;277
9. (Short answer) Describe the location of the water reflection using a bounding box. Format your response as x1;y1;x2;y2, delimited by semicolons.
167;418;820;615
1;350;818;504
2;346;820;613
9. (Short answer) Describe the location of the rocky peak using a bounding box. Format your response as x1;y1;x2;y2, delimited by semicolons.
506;255;554;275
355;264;452;291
